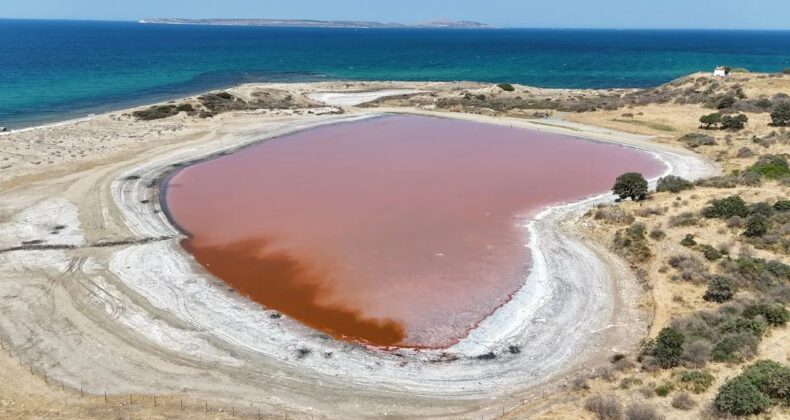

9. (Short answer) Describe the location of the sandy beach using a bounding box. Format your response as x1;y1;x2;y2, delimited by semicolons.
0;82;718;418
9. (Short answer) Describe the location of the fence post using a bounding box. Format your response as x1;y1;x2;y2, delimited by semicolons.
154;396;156;407
104;391;107;403
180;399;183;411
80;387;83;398
205;401;208;413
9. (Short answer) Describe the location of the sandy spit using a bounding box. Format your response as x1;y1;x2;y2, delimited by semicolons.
0;88;717;418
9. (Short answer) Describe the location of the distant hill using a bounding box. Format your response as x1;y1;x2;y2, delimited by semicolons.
138;18;493;29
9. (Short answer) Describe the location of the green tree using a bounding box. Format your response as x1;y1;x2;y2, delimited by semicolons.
496;83;515;92
771;102;790;126
699;112;722;129
612;172;648;201
721;113;748;130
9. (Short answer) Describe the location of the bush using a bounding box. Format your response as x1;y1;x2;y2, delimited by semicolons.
656;175;693;193
701;195;749;219
585;395;623;420
743;214;769;237
655;382;674;397
671;392;696;410
742;303;789;326
668;212;698;228
748;154;790;179
784;68;790;75
613;173;648;201
736;146;755;158
677;369;715;393
680;234;697;247
699;244;723;261
711;332;759;362
718;316;767;337
496;83;515;92
715;375;772;416
652;327;684;368
740;360;790;404
721;256;790;290
649;227;666;241
699;112;722;129
714;95;737;109
704;276;735;302
749;202;776;217
624;403;663;420
771;102;790;126
613;223;652;263
773;199;790;212
682;339;712;367
679;133;716;148
720;113;748;130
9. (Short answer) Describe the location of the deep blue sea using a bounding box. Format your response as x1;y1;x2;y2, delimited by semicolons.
1;19;789;129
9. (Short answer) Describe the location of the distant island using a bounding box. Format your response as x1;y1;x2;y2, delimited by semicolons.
138;18;493;29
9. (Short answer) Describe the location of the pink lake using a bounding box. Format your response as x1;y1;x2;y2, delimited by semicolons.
165;115;664;347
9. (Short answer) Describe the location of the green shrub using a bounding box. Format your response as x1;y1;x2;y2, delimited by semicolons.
656;175;693;193
655;382;674;397
711;332;759;363
613;223;652;263
653;327;684;368
742;303;790;326
721;256;790;290
740;360;790;404
748;202;776;217
784;68;790;75
773;199;790;212
771;102;790;126
718;316;767;337
701;195;749;219
699;244;722;261
680;234;697;247
714;375;772;416
748;154;790;179
496;83;515;92
613;172;648;201
743;214;769;237
714;95;737;109
677;369;715;394
721;113;748;130
703;276;734;302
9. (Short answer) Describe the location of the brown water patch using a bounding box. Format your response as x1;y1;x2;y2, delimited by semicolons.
166;115;664;347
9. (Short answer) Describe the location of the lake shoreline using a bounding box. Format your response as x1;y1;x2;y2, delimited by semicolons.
0;81;717;418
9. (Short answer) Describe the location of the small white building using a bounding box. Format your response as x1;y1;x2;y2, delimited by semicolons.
713;66;730;77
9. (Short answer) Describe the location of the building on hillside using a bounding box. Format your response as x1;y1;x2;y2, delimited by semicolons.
713;66;730;77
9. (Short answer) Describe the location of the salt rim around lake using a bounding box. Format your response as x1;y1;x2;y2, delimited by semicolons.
163;114;665;348
107;110;717;398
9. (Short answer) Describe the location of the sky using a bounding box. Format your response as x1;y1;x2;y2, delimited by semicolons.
1;0;789;30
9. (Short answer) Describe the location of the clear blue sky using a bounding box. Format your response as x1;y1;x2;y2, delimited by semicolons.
1;0;789;29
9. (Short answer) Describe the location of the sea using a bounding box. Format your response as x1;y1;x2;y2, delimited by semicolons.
1;19;789;129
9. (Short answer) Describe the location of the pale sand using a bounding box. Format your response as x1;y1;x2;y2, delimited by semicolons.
0;83;716;418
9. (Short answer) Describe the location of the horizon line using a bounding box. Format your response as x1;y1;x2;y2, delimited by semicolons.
2;17;790;31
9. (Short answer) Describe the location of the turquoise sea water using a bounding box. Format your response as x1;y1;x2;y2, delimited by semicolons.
1;19;789;128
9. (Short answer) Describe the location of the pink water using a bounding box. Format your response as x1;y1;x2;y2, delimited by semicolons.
165;115;664;347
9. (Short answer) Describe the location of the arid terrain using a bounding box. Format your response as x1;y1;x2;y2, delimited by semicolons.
0;72;788;419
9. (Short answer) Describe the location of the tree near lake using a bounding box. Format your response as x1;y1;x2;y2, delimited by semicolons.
699;112;722;129
612;172;648;201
